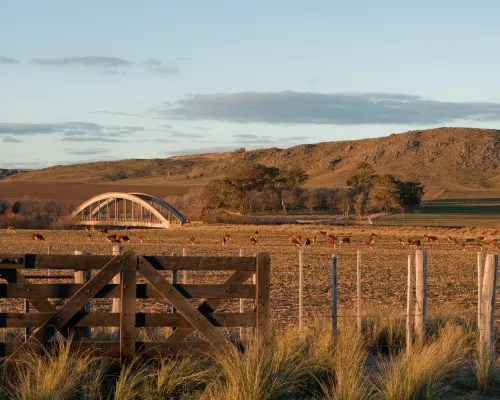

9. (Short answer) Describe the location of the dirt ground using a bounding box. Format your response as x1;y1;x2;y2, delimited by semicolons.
0;224;496;328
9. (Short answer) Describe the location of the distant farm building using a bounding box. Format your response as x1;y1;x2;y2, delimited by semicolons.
69;192;187;229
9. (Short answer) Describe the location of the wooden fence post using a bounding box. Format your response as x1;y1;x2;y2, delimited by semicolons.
172;252;178;314
414;250;427;344
112;245;123;315
357;250;362;334
477;252;483;333
331;255;337;338
256;252;271;345
239;248;244;338
299;249;304;334
480;254;498;363
182;248;187;284
120;251;137;360
74;250;92;339
406;254;413;353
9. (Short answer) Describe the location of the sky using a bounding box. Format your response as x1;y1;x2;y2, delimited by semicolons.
2;0;500;169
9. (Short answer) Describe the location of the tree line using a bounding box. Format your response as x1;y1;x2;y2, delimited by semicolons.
0;196;72;220
193;162;424;220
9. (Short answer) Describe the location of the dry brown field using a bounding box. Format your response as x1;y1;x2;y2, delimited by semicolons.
1;224;497;328
0;181;192;207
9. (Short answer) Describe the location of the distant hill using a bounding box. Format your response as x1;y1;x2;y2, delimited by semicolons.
4;127;500;198
0;168;23;180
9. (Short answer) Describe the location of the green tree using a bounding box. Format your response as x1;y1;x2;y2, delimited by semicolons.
278;166;308;189
399;181;424;207
368;175;402;212
346;163;377;188
11;201;22;215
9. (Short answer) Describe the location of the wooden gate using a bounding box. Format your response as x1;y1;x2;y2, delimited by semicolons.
0;252;270;359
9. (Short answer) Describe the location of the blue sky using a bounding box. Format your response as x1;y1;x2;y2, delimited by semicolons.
2;0;500;169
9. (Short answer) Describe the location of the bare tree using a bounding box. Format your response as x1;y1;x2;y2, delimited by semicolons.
353;191;368;221
336;189;354;221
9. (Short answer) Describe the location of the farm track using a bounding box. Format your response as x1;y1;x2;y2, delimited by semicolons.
0;225;496;327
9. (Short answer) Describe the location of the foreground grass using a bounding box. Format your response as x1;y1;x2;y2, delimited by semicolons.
0;318;497;400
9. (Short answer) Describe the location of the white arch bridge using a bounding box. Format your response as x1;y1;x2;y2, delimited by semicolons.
69;192;188;229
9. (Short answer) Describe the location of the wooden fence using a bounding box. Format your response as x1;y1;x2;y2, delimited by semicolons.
0;251;271;360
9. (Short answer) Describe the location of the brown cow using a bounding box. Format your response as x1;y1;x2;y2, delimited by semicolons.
7;226;15;233
410;240;421;249
290;237;301;247
340;237;351;245
250;236;258;245
137;235;144;243
118;235;130;243
107;233;117;240
32;233;45;241
327;238;336;248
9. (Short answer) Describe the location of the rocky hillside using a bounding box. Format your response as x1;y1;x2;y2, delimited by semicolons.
4;127;500;195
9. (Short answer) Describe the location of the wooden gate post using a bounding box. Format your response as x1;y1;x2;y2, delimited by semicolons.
331;255;337;338
406;254;413;353
480;254;498;363
112;245;123;314
74;250;92;339
477;252;483;333
256;252;271;345
182;248;187;284
414;250;427;344
299;249;304;334
172;252;178;314
356;250;362;334
120;252;137;360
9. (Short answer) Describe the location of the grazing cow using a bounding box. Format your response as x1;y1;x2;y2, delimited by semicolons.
296;234;302;240
327;238;336;248
289;235;299;243
489;240;499;250
304;238;311;247
410;240;421;249
363;240;373;250
340;237;350;245
118;235;130;243
7;226;15;233
254;230;259;237
250;236;258;245
451;238;458;245
312;235;317;243
86;233;92;241
137;235;144;243
371;232;378;237
290;237;301;247
477;236;485;242
224;233;232;241
98;228;108;235
319;230;328;236
107;233;117;240
32;233;45;241
427;236;439;243
396;238;405;245
190;237;195;245
326;233;336;240
221;237;227;246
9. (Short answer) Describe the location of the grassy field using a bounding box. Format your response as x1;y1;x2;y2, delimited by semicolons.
1;224;500;399
0;224;497;322
376;198;500;227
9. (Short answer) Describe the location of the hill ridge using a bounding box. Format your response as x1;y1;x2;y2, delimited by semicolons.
3;127;500;196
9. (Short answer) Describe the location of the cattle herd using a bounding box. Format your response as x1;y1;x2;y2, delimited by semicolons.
2;225;498;252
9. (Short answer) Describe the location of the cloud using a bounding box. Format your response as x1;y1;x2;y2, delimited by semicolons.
32;56;132;67
2;136;22;143
142;58;162;67
64;148;111;156
91;110;140;117
163;146;241;156
0;122;101;135
196;126;210;131
96;70;127;76
158;124;173;129
232;133;308;146
158;91;500;125
61;136;124;143
153;66;179;75
0;56;19;64
308;79;320;85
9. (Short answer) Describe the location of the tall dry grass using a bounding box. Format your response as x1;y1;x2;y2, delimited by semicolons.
203;328;313;400
6;336;105;400
376;323;470;400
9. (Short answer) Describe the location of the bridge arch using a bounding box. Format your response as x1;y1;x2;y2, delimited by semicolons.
69;192;187;228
